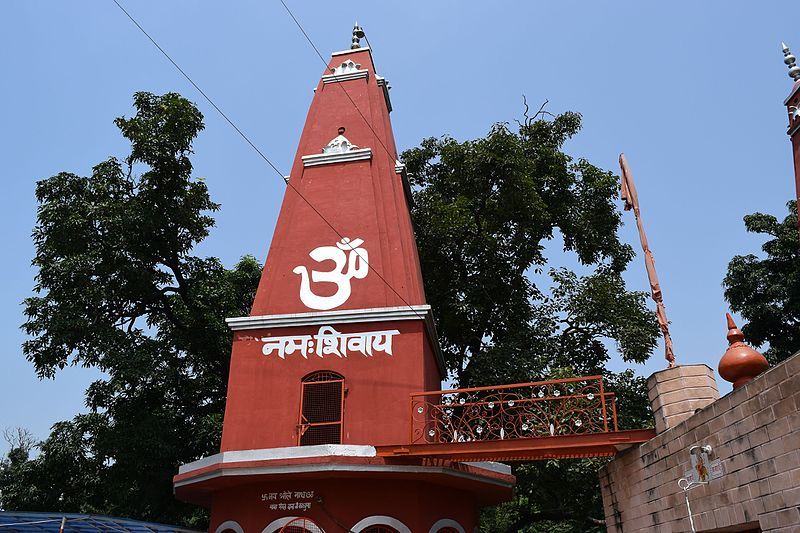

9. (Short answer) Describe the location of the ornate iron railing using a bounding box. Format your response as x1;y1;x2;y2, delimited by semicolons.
410;376;618;445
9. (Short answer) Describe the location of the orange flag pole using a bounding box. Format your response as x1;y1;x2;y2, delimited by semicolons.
619;153;676;368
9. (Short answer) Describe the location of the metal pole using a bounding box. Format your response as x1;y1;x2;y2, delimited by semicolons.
678;477;707;533
684;489;696;533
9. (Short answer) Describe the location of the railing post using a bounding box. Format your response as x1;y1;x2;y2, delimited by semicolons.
409;394;414;444
599;378;609;432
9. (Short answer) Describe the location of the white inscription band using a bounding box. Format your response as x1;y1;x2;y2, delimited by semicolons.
261;326;400;360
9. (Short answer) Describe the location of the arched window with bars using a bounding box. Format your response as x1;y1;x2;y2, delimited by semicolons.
297;370;345;446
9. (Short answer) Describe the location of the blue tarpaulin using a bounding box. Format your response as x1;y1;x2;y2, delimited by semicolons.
0;512;203;532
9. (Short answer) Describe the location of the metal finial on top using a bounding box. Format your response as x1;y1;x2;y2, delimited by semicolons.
351;22;365;49
782;42;800;82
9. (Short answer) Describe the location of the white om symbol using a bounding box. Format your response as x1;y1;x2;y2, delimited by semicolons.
292;237;369;310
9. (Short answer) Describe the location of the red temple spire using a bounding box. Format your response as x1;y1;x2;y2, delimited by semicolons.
249;44;426;316
216;35;443;455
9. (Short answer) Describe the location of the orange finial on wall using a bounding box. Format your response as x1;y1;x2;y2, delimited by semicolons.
718;313;769;388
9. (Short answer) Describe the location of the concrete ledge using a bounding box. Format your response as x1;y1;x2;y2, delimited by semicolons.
226;305;431;331
178;444;377;475
331;47;371;57
321;70;369;84
302;148;372;167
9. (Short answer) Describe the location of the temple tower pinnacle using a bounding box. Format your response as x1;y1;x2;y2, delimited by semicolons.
782;42;800;234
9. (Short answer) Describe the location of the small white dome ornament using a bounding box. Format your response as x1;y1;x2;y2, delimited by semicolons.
321;127;359;154
782;42;800;82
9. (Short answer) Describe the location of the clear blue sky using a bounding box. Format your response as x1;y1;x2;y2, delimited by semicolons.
1;2;796;448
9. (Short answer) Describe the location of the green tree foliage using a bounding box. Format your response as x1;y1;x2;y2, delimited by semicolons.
723;201;800;365
401;108;659;530
1;92;261;527
402;112;657;386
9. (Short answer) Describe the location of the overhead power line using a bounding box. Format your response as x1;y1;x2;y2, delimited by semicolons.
276;0;401;170
111;0;284;177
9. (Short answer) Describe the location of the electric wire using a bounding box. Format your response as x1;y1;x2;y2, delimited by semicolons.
111;0;283;178
277;0;401;170
109;1;428;325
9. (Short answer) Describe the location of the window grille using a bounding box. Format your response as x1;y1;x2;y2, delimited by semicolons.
298;371;344;446
278;517;324;533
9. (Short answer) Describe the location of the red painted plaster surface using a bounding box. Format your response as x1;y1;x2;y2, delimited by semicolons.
220;320;430;451
787;81;800;227
250;48;426;316
208;478;480;533
219;47;443;454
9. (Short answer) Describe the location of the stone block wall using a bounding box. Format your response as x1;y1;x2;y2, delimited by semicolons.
600;352;800;532
648;364;720;434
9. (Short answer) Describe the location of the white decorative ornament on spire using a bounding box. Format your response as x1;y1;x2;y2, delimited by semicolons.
322;129;359;154
322;60;369;84
783;42;800;82
302;128;372;167
332;60;362;76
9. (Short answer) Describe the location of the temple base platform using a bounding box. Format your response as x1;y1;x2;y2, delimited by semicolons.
174;444;514;533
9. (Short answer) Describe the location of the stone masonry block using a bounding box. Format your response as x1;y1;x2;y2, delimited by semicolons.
758;383;785;408
723;405;746;427
769;470;796;493
774;450;798;473
761;363;789;389
753;458;778;479
647;375;720;397
713;507;733;528
780;431;800;454
748;426;770;447
712;393;734;417
659;398;718;419
785;350;800;374
650;387;719;412
781;486;800;507
778;373;800;400
773;395;798;420
755;438;784;463
776;506;800;527
753;406;776;429
766;417;792;441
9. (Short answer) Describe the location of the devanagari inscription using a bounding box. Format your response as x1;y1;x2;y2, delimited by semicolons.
261;326;400;360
